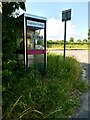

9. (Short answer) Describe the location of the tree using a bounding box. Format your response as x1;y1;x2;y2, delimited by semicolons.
59;40;64;43
2;2;26;90
83;39;87;43
69;37;74;43
88;29;90;41
77;39;82;43
2;2;25;118
2;2;25;69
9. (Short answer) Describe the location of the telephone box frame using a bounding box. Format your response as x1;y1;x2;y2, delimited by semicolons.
18;13;47;73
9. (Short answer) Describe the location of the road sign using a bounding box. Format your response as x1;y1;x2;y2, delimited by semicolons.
62;9;71;22
62;9;71;61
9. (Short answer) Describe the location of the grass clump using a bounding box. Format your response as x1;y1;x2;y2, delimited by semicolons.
2;53;88;119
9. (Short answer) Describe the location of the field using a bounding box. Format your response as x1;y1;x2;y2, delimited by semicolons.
47;43;88;50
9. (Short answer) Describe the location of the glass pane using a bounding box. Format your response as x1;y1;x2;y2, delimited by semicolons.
36;29;44;50
34;54;44;73
18;54;24;64
28;55;34;66
28;54;44;73
27;22;44;50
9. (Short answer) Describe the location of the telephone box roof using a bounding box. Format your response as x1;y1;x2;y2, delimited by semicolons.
22;13;47;21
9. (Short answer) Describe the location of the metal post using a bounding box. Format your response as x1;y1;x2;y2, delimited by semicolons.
26;19;28;68
64;20;67;61
34;31;35;49
24;16;27;69
24;16;28;69
44;21;47;73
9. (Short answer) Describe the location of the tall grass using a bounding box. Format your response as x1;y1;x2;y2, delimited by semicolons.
2;53;88;119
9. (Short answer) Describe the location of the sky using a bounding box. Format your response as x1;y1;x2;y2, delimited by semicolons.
21;1;88;41
88;2;90;29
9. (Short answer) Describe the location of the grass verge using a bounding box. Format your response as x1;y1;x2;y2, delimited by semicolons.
47;48;88;50
47;44;88;50
2;53;88;119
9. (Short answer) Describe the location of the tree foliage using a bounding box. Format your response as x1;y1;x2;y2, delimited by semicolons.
2;2;26;95
83;39;87;43
77;39;82;43
2;2;25;70
88;29;90;41
69;37;74;43
2;2;25;118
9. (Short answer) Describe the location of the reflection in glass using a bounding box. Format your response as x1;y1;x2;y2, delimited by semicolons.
27;28;44;50
28;54;44;73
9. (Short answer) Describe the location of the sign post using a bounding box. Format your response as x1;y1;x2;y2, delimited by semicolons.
64;20;67;61
62;9;71;61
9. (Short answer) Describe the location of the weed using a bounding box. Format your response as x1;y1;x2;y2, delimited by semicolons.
2;53;88;119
